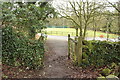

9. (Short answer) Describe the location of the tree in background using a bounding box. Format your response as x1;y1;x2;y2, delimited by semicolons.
106;0;120;13
102;10;114;40
106;0;120;35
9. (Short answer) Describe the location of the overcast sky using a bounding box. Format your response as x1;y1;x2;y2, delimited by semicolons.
52;0;119;12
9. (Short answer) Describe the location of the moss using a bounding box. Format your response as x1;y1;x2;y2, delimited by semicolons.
106;75;119;80
97;76;107;80
82;59;89;64
101;68;111;76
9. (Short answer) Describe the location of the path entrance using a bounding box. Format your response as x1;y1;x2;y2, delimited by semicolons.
41;35;74;78
38;35;98;78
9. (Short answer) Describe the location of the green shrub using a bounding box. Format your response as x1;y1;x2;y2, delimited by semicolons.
82;40;120;67
2;27;44;69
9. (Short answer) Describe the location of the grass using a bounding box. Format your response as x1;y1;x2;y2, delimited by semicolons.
45;28;118;39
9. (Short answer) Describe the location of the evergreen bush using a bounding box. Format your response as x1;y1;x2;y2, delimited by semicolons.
2;27;44;69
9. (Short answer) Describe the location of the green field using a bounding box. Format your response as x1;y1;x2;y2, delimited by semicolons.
45;28;118;39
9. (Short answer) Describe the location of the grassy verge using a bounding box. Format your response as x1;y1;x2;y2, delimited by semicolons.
45;28;118;39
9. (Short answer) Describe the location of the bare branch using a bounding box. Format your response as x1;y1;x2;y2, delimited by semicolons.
106;0;120;13
69;2;79;19
61;12;80;28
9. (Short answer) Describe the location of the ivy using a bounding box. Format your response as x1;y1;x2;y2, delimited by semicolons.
1;2;57;69
2;27;44;69
82;40;120;67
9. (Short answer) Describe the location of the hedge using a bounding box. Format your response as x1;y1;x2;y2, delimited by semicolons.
82;40;120;67
2;27;44;69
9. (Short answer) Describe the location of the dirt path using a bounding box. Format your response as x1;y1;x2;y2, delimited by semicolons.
41;37;74;78
37;36;99;78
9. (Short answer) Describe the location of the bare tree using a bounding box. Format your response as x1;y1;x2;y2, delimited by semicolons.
58;0;104;65
106;0;120;13
105;0;120;35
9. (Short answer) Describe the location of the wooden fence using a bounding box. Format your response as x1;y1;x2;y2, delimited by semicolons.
68;34;79;62
47;31;75;36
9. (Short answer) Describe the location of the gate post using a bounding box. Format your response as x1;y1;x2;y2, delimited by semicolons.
75;37;78;63
68;34;70;59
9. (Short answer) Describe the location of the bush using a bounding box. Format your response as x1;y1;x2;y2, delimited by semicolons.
2;27;44;69
82;40;120;67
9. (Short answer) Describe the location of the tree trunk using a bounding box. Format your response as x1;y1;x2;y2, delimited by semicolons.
83;23;87;40
107;32;109;41
118;10;120;35
77;36;82;66
93;23;97;40
106;23;109;41
93;29;96;40
77;27;83;66
76;28;78;37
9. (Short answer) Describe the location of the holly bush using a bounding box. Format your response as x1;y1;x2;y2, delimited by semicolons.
2;27;44;69
82;40;120;67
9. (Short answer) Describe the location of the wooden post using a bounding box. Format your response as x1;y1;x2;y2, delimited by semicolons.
74;37;78;63
68;34;70;59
